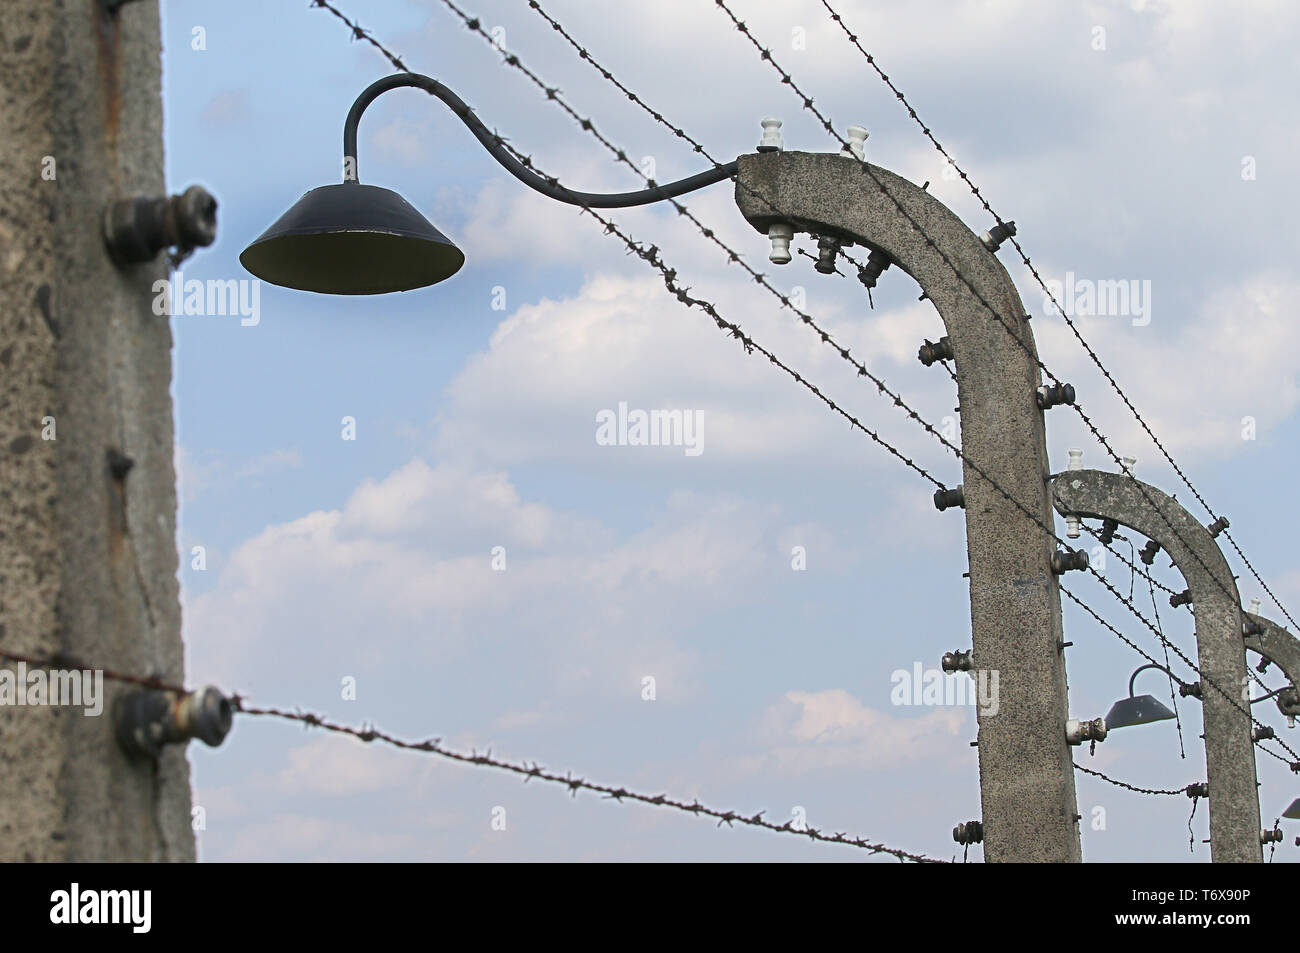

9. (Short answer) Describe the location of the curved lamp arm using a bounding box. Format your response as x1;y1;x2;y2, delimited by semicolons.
1127;660;1281;705
342;73;738;208
1128;661;1178;697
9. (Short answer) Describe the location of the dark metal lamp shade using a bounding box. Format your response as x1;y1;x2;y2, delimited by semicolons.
1283;798;1300;820
239;183;464;294
1105;694;1177;730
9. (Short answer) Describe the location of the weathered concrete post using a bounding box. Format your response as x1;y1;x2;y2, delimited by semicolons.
1243;611;1300;722
736;151;1081;861
0;0;194;860
1051;468;1261;861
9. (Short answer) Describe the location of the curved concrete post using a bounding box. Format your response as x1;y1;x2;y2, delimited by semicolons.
1243;613;1300;720
1051;469;1261;862
737;152;1079;862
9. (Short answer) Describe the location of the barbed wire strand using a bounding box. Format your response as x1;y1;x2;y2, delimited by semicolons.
309;0;410;71
0;648;187;694
1146;566;1187;758
0;643;941;862
233;698;943;861
1072;761;1188;797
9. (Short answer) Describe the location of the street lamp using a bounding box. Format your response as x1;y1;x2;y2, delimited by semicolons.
240;73;739;294
1105;663;1178;730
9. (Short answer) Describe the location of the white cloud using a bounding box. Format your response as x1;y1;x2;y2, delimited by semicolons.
185;459;821;703
1034;273;1300;460
721;688;969;779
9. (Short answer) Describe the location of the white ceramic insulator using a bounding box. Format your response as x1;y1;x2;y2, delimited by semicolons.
1065;449;1083;537
758;117;784;152
1250;598;1261;616
1121;456;1136;475
768;223;794;264
839;125;868;160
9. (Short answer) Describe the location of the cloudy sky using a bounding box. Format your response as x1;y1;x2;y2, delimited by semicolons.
164;0;1300;861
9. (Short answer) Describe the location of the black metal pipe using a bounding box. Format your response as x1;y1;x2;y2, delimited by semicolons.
342;73;738;208
1129;661;1175;697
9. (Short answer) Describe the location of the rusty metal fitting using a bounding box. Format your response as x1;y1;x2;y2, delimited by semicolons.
1099;518;1119;547
1036;382;1076;410
1065;716;1107;746
979;220;1016;252
1253;725;1276;742
103;184;217;265
1169;589;1193;609
855;249;891;290
952;820;983;845
1186;782;1209;799
933;486;965;512
1207;516;1230;538
1139;540;1161;566
1179;681;1202;699
1262;827;1283;845
115;685;233;759
918;336;954;367
1051;547;1089;575
814;236;844;274
942;649;974;674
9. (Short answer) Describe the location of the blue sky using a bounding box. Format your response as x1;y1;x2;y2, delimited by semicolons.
164;0;1300;861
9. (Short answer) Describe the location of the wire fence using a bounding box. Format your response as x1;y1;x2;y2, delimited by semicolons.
304;0;1300;829
811;0;1298;636
94;0;1282;859
0;646;941;862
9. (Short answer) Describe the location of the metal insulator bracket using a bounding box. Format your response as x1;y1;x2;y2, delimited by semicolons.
933;486;965;512
942;649;974;674
952;820;983;845
918;336;955;367
980;220;1017;252
1051;547;1089;575
115;686;233;760
103;184;217;266
1036;382;1076;410
814;236;845;274
1065;716;1107;746
856;249;891;289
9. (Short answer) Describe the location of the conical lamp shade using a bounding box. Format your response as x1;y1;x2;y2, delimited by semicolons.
240;183;465;294
1105;694;1177;730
